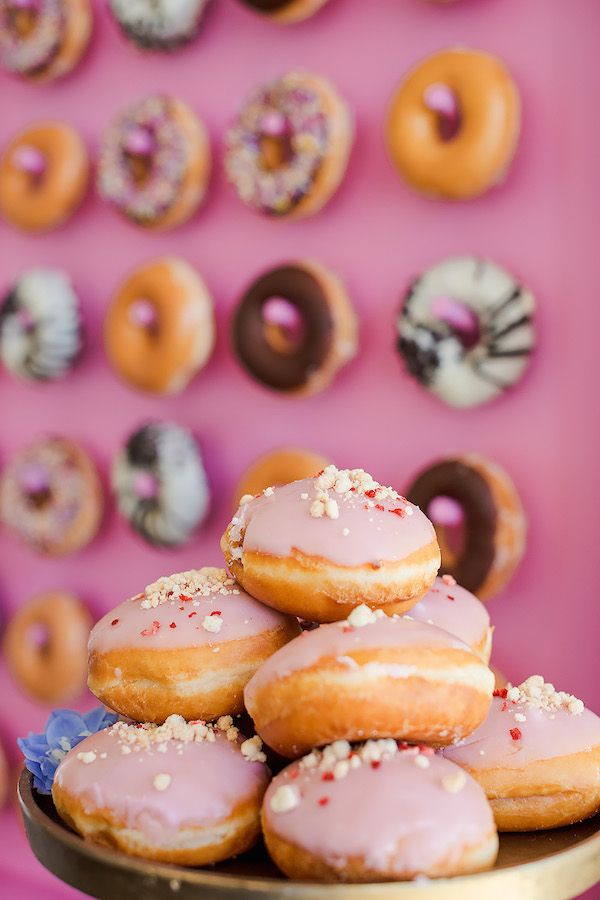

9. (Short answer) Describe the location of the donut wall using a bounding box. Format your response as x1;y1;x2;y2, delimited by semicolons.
0;0;599;897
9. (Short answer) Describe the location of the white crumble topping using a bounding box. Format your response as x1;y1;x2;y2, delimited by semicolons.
77;751;97;764
202;613;223;633
239;494;253;505
296;739;435;783
240;735;266;763
345;604;385;628
414;754;430;769
506;676;584;715
140;567;238;609
270;784;300;813
514;712;527;723
442;770;466;794
441;574;457;587
342;527;350;536
300;492;309;500
153;773;171;791
263;486;274;496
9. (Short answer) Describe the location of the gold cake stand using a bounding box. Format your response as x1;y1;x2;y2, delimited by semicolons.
18;770;600;900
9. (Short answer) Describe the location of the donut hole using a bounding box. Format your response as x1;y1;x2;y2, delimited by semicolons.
27;621;50;656
424;83;462;142
259;113;293;172
123;128;157;186
431;297;480;350
18;462;52;508
261;297;306;355
428;495;466;569
6;2;39;38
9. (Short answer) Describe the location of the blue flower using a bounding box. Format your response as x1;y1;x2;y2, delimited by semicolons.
18;707;118;794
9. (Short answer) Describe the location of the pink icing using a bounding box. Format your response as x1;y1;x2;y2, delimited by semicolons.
407;577;490;650
443;697;600;768
89;583;296;654
235;478;436;567
264;752;493;874
245;616;470;708
54;728;268;843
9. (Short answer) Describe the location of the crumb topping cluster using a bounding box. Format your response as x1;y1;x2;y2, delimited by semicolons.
307;466;413;521
500;676;584;716
343;603;386;628
140;567;239;609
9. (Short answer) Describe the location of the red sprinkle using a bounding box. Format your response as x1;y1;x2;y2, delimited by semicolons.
391;507;405;517
447;594;455;601
365;489;376;498
140;620;160;637
322;772;334;781
501;701;509;712
397;741;410;751
188;611;197;618
169;622;177;629
167;591;173;598
510;727;522;741
179;594;192;602
210;610;222;616
371;760;381;770
493;688;508;698
342;626;354;633
418;744;435;756
349;487;356;492
111;618;119;626
289;770;299;780
374;503;385;511
318;797;329;806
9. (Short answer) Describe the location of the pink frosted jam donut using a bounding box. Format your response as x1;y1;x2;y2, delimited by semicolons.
263;741;498;882
53;715;270;865
97;95;210;230
221;465;440;622
88;567;301;724
245;611;494;757
407;575;492;662
443;676;600;831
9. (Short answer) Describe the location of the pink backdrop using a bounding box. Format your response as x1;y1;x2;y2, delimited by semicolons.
1;0;599;896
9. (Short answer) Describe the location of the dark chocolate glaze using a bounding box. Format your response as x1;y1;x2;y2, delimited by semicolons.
406;459;497;594
125;424;159;469
232;264;333;392
237;0;295;13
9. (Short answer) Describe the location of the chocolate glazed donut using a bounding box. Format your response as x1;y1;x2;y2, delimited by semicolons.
236;0;330;22
232;261;357;396
406;454;526;600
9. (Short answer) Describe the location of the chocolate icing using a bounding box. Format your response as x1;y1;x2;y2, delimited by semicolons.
232;265;333;392
407;459;497;593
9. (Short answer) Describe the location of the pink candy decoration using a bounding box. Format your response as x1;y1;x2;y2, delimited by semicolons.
428;495;465;528
129;299;158;329
19;462;50;496
27;621;49;649
262;297;304;341
123;127;156;157
260;111;288;137
12;144;46;177
423;83;459;120
132;471;159;500
431;296;479;334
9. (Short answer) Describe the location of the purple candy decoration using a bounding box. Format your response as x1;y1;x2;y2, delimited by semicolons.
132;470;159;500
12;145;46;177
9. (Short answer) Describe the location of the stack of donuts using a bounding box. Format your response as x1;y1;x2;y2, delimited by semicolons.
32;464;600;883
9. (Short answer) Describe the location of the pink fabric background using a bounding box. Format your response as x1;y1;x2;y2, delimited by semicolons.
1;0;598;896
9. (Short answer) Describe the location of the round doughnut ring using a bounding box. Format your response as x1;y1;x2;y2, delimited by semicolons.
263;742;497;882
232;260;358;396
104;257;215;395
4;591;91;703
0;436;103;556
53;716;270;865
396;256;535;409
224;71;353;218
245;610;494;757
444;676;600;831
108;0;211;52
87;567;301;724
0;121;89;232
386;48;520;200
406;453;526;600
233;447;330;508
0;0;92;82
235;0;330;24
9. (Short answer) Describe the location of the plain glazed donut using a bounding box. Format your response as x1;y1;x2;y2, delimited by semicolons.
263;742;497;882
104;257;215;395
408;575;492;662
232;260;358;396
97;95;210;230
0;436;103;556
444;677;600;831
0;0;92;82
406;454;526;600
386;48;520;200
222;465;440;623
224;71;353;218
0;268;82;382
233;447;330;508
52;716;270;865
4;591;91;703
88;567;301;724
397;256;535;409
245;611;494;757
235;0;330;24
0;121;89;232
111;422;209;547
108;0;211;52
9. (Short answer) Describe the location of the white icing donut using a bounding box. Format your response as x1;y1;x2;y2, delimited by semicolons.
397;257;535;409
109;0;210;51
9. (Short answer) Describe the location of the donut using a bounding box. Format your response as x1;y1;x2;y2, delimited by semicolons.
263;741;497;882
111;422;209;547
222;465;440;623
232;260;358;396
97;95;211;230
0;268;82;382
407;574;492;662
444;676;600;831
0;121;89;232
0;436;103;556
0;0;92;82
406;454;526;601
386;48;520;200
52;715;270;865
396;257;535;409
108;0;210;52
233;447;330;508
104;257;215;395
88;567;301;724
224;71;353;218
235;0;330;24
4;591;91;703
245;611;494;757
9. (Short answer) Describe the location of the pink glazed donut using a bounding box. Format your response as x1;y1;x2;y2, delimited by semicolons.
88;567;301;724
407;574;492;662
53;715;270;865
221;465;440;622
262;741;498;882
444;676;600;831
